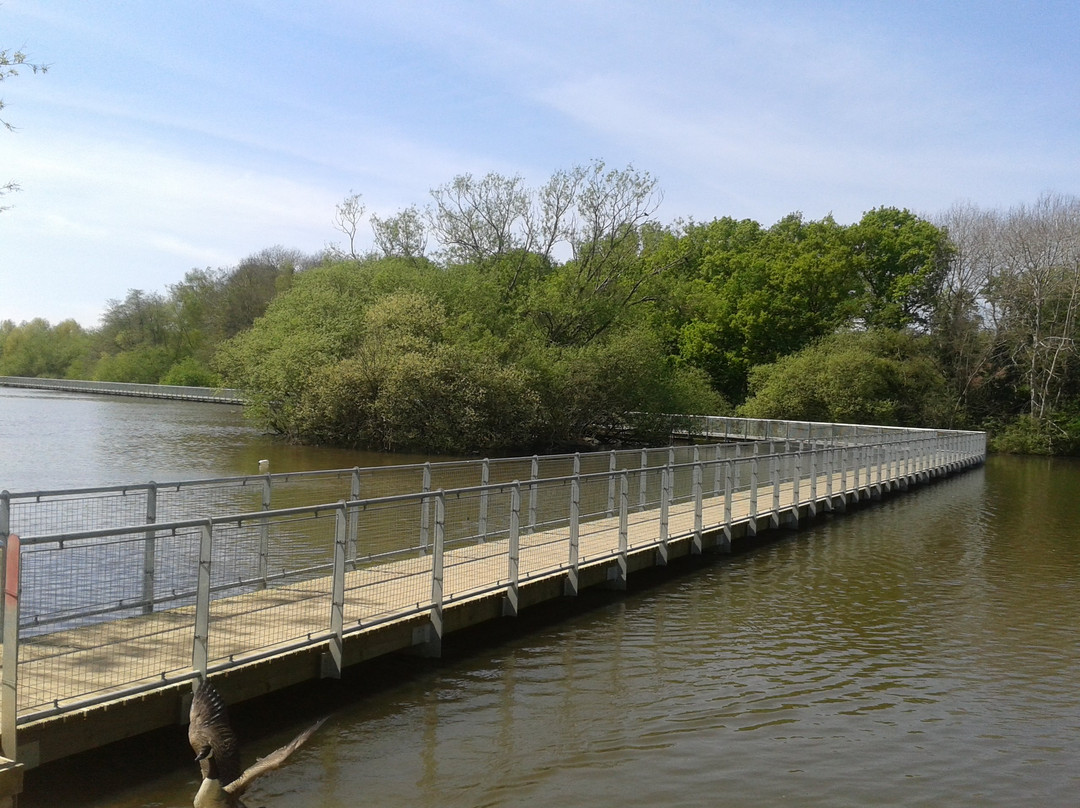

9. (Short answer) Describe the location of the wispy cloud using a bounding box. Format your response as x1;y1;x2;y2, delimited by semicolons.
3;0;1079;325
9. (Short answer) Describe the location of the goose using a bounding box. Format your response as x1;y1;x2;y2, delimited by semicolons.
188;678;327;808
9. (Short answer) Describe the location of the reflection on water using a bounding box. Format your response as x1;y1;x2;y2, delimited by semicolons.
6;388;1080;807
0;387;437;491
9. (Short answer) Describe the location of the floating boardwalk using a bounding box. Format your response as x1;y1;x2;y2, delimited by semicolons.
0;417;985;802
0;375;243;404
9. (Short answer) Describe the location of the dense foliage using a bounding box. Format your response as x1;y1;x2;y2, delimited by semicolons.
4;165;1078;455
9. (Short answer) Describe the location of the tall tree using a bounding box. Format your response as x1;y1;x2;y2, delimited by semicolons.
845;207;953;329
330;191;366;260
985;193;1080;421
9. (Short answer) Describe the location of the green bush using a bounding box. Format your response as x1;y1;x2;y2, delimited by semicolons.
92;347;174;384
160;357;222;387
739;330;948;427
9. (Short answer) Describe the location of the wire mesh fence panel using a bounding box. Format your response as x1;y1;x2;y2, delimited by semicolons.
486;457;535;487
442;486;516;602
20;530;152;634
578;471;628;564
342;497;432;628
155;479;265;524
17;523;203;718
8;487;153;539
519;525;571;582
443;540;510;604
207;510;337;667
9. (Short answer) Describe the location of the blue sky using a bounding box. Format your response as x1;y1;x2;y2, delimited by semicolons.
3;0;1079;327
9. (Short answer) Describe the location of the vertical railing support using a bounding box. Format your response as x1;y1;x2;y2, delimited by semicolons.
141;482;158;615
258;472;271;589
528;456;539;532
504;484;521;617
0;491;8;629
192;520;213;681
638;449;648;511
657;466;670;566
722;460;733;552
566;474;580;596
713;444;723;496
792;452;802;518
748;456;759;536
841;447;849;496
2;532;20;761
0;491;9;544
825;447;835;511
692;458;703;555
323;506;346;679
606;451;617;517
421;492;446;657
347;468;361;567
770;451;781;528
610;472;629;590
419;462;432;556
478;459;490;543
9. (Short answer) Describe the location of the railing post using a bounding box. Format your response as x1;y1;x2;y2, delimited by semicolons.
567;473;580;596
793;452;802;510
425;491;446;657
192;520;213;681
692;457;703;555
606;451;617;517
528;456;539;532
2;533;20;761
478;458;490;543
258;471;271;589
142;482;157;615
721;459;733;551
611;471;629;590
324;506;346;679
419;462;432;556
638;449;648;511
0;491;8;629
713;444;723;496
770;451;780;527
825;447;835;509
505;484;521;617
749;456;759;536
347;467;361;566
657;466;670;566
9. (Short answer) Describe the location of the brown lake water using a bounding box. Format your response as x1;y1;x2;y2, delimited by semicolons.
3;388;1078;807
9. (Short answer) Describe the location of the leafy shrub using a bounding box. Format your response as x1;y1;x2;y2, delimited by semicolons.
160;357;222;387
739;330;948;427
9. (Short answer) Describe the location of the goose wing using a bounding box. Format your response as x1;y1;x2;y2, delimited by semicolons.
224;716;327;798
188;679;243;787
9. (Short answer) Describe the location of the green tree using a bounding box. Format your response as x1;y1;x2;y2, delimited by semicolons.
658;214;857;400
0;318;89;377
845;207;953;329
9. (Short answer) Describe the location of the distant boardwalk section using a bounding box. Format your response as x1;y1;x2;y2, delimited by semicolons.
0;375;243;404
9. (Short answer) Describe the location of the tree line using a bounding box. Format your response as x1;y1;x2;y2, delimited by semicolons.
3;162;1077;455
